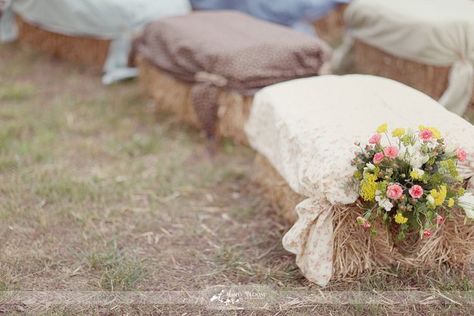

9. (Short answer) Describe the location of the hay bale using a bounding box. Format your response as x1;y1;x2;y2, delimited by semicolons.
254;154;474;281
313;4;347;46
17;17;110;70
137;55;253;144
353;40;474;109
253;155;303;223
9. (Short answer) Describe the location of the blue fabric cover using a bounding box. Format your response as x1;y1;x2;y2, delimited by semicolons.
191;0;349;33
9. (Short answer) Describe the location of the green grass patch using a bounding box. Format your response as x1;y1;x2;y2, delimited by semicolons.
86;243;145;291
0;280;8;291
0;83;35;102
34;176;102;205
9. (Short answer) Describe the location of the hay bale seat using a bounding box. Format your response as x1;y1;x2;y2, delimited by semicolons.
245;74;474;286
253;154;303;223
341;0;474;115
137;56;253;144
16;17;109;70
353;41;451;102
1;0;191;83
353;41;474;112
137;11;331;144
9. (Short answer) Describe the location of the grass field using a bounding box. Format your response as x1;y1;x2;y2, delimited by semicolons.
1;43;474;315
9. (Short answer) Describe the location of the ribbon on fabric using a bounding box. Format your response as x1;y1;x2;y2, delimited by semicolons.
191;71;228;139
330;34;353;74
439;59;474;116
102;33;138;85
0;0;18;43
282;196;334;287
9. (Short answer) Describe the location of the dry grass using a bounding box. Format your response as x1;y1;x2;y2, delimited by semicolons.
1;43;474;315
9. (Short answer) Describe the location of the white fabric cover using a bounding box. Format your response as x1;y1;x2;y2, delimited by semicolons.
333;0;474;116
245;75;474;286
0;0;191;84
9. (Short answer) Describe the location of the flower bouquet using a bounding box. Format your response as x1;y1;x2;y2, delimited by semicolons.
352;124;474;242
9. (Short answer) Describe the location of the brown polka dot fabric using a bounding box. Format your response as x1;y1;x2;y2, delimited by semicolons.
191;82;219;138
137;11;331;137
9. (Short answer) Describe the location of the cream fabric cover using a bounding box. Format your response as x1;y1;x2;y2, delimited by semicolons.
245;75;474;286
333;0;474;115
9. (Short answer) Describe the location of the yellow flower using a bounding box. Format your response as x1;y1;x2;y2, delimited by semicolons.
360;174;377;202
428;127;441;139
377;123;388;134
353;170;362;180
392;128;405;138
410;169;425;180
448;198;455;208
430;185;447;206
394;213;408;225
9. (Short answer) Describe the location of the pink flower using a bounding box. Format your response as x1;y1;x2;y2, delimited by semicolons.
423;230;432;238
409;185;424;199
436;215;445;225
373;152;385;164
419;129;433;142
387;184;404;200
362;221;371;229
369;134;382;144
456;148;467;162
383;146;399;159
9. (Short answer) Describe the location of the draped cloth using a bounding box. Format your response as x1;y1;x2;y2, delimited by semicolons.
245;75;474;286
137;11;331;137
0;0;16;42
333;0;474;115
0;0;191;84
190;0;350;36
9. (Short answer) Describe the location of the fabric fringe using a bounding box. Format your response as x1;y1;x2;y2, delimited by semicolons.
254;154;474;281
137;55;253;144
